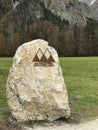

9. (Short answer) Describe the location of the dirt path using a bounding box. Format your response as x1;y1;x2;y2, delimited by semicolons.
0;118;98;130
28;119;98;130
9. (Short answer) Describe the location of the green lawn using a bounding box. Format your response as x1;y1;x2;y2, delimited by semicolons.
0;57;98;122
0;58;12;121
60;57;98;121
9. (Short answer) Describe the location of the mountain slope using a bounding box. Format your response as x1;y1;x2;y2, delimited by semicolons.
0;0;98;57
90;0;98;20
79;0;96;5
0;0;92;38
42;0;91;25
0;0;91;25
79;0;98;20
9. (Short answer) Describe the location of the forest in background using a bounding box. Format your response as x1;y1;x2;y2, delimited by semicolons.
0;19;98;57
0;0;98;57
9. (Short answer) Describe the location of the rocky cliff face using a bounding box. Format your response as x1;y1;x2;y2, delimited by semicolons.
41;0;91;25
79;0;98;20
0;0;92;43
0;0;96;57
0;0;97;56
79;0;96;5
90;0;98;20
0;0;91;25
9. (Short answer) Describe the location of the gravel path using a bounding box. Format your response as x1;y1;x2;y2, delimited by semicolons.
27;119;98;130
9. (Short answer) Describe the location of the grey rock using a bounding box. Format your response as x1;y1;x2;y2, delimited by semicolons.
79;0;98;20
0;0;92;26
90;0;98;20
41;0;91;25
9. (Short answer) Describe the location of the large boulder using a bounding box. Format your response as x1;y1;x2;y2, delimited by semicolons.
6;39;70;122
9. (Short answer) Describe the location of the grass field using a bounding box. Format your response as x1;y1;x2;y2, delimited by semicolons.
0;57;98;122
0;58;12;121
60;57;98;121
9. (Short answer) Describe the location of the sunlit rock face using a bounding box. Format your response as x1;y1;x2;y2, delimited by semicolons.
79;0;96;5
41;0;91;25
6;39;70;122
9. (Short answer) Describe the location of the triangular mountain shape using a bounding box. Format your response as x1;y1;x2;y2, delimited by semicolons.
40;55;48;62
48;55;55;62
33;55;40;62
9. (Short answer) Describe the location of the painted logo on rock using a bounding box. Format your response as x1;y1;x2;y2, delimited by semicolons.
32;48;55;66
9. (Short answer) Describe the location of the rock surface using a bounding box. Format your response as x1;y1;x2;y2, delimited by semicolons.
7;0;91;26
79;0;98;20
42;0;91;25
6;39;70;122
79;0;96;5
90;0;98;20
0;0;92;25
